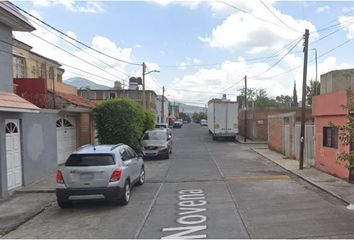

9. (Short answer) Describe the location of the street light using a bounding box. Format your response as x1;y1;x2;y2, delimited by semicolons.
142;62;160;108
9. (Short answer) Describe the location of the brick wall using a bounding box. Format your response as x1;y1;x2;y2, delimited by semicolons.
239;107;313;141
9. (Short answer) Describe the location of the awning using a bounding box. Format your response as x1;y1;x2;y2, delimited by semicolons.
167;115;176;120
0;92;40;113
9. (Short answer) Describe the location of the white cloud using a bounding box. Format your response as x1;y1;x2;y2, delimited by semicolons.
200;3;317;53
13;11;135;88
339;16;354;39
178;57;201;70
135;44;143;48
316;5;330;14
32;0;104;13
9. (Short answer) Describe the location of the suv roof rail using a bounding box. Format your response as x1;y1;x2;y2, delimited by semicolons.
110;143;123;151
77;144;92;151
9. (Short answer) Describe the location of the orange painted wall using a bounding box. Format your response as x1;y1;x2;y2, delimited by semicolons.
313;90;349;180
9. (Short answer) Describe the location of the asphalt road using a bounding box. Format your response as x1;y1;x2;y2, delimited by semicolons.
4;123;354;239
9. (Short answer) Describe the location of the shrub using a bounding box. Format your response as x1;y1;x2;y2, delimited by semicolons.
94;98;155;147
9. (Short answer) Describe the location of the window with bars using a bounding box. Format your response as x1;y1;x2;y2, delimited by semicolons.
323;126;338;148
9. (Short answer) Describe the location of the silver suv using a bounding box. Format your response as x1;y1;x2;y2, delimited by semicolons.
140;129;172;159
56;144;145;208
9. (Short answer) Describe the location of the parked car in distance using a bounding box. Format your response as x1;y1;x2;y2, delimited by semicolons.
55;144;145;208
140;129;172;159
173;120;183;128
155;123;172;135
200;119;208;126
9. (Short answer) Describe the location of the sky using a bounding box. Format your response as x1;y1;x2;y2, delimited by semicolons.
12;0;354;106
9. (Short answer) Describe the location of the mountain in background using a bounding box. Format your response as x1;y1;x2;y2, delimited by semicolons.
176;102;206;114
64;77;111;90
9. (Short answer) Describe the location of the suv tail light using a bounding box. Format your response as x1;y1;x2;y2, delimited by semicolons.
110;168;122;182
56;170;65;184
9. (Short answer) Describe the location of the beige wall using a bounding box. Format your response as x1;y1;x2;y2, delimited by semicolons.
320;69;354;94
12;43;77;95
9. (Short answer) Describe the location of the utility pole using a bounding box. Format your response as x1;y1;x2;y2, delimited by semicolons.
314;48;318;94
244;75;247;142
161;86;165;123
142;62;146;109
299;29;309;170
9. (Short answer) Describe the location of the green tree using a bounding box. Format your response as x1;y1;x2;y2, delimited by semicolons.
306;79;320;105
335;88;354;179
275;95;292;107
179;112;191;122
192;111;207;123
94;98;154;148
240;88;277;108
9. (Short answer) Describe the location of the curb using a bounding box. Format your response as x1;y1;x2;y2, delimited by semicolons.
15;190;55;194
252;148;351;206
0;201;54;237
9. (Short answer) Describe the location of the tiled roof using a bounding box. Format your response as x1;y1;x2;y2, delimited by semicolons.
54;91;96;109
0;92;40;112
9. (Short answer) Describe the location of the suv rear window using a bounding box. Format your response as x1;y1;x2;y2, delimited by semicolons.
65;154;115;166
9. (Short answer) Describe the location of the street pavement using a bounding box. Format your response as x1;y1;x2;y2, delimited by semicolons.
2;123;354;238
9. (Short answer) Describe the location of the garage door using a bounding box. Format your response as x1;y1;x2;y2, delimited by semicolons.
56;117;76;164
5;119;22;190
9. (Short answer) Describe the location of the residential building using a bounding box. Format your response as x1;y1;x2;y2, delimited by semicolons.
156;95;169;123
12;38;76;95
12;38;96;165
320;68;354;94
78;88;158;114
312;90;351;181
0;1;55;200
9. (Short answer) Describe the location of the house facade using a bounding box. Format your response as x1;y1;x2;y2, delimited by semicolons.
78;88;157;114
156;95;169;123
312;90;351;180
0;1;55;200
12;39;96;165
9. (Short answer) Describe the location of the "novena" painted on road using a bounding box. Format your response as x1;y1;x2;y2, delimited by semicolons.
162;189;207;239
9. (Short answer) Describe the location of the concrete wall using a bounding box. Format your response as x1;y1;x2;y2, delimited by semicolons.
320;69;354;94
313;90;349;180
20;111;58;185
239;107;312;141
0;22;13;92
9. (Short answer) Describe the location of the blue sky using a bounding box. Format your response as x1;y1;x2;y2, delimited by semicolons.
13;0;354;106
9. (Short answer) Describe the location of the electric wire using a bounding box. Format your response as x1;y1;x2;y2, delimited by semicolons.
10;2;142;66
28;19;131;78
216;0;301;33
259;0;299;32
29;32;127;82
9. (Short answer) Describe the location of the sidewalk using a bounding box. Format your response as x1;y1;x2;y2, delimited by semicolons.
0;173;56;237
235;134;267;144
253;146;354;207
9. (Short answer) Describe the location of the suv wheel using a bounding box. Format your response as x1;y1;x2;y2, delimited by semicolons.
136;167;145;186
57;199;72;208
119;181;130;205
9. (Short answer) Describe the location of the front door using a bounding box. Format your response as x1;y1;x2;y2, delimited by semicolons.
5;119;23;190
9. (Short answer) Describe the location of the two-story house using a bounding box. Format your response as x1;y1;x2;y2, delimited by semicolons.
12;38;97;164
78;88;158;115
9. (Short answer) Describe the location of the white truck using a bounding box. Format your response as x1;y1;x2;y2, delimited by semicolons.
207;97;239;141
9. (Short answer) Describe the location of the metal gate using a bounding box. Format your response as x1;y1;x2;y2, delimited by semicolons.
295;124;315;166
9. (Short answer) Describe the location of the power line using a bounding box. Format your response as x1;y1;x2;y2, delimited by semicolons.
260;0;298;32
260;37;302;75
221;77;245;92
216;0;301;33
10;1;142;66
0;38;118;84
30;32;127;82
29;19;131;78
